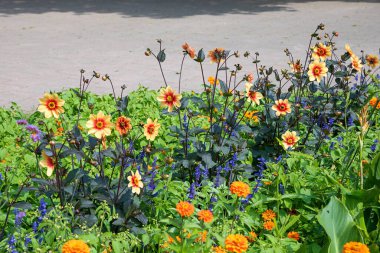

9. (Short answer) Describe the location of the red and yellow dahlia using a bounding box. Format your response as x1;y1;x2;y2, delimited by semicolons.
281;130;300;149
39;151;55;177
366;54;379;68
86;111;112;139
157;86;182;112
38;93;65;118
245;82;263;105
351;55;363;72
308;60;328;83
127;170;143;195
143;118;160;141
115;116;132;135
312;43;332;61
182;42;195;59
272;99;292;116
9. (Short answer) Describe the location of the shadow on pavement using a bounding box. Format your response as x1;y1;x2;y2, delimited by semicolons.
0;0;378;18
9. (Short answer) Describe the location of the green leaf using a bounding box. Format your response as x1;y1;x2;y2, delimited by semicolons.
317;196;361;253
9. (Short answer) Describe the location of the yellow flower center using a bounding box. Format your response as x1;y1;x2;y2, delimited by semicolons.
48;101;56;109
132;176;139;187
317;48;326;56
96;121;104;129
286;137;295;145
313;67;320;75
166;95;173;102
147;124;155;134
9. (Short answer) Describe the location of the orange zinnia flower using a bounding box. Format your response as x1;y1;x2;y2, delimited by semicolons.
342;241;370;253
345;44;354;56
230;181;251;198
272;99;292;116
198;210;213;223
208;76;220;85
182;42;195;59
366;54;379;68
369;97;380;109
86;111;112;139
289;60;302;73
263;221;275;231
127;170;144;195
312;43;332;61
116;116;132;135
225;234;249;253
308;60;328;83
38;93;65;118
287;231;300;241
281;131;300;149
176;201;194;217
212;246;227;253
157;86;182;112
39;151;55;177
351;55;363;72
245;82;263;105
143;118;160;141
262;209;276;221
208;48;225;63
62;239;90;253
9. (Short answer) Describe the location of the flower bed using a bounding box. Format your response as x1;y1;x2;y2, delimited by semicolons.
0;24;379;252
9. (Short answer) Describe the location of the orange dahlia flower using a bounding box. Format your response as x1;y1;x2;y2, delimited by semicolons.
62;239;90;253
157;86;182;112
366;54;379;68
198;210;213;223
308;60;328;83
127;170;143;195
351;55;363;72
37;93;65;119
86;111;112;139
225;234;249;253
312;43;332;61
230;181;251;198
116;116;132;135
272;99;292;116
287;231;300;241
182;42;195;59
245;82;263;105
342;241;370;253
289;60;302;73
281;130;300;149
143;118;160;141
176;201;194;217
39;151;55;177
345;44;354;57
208;48;225;63
263;220;275;231
262;209;276;221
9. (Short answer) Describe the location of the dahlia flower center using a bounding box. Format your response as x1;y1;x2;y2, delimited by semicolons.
47;101;57;109
286;137;295;145
313;67;321;75
166;95;173;102
147;124;155;134
96;120;104;129
279;104;286;111
132;176;139;187
317;48;326;56
119;121;126;128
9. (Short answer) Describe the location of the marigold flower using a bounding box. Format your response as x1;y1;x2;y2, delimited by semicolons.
38;93;65;119
307;60;328;83
262;209;276;221
39;151;55;177
208;48;225;63
281;131;300;149
366;54;379;68
351;55;363;72
86;111;112;139
345;44;354;56
157;86;182;112
272;99;292;116
62;239;90;253
245;82;263;105
230;181;251;198
182;42;195;59
212;246;227;253
287;231;300;241
127;170;144;195
263;220;275;231
176;201;194;217
289;60;302;73
198;210;213;223
225;234;249;253
312;43;332;61
342;241;370;253
246;231;257;242
115;116;132;135
369;97;380;109
208;76;220;85
143;118;160;141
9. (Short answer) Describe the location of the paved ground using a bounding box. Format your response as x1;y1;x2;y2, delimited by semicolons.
0;0;379;110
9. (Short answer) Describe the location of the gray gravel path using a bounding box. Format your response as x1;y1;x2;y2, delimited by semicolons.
0;0;379;110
